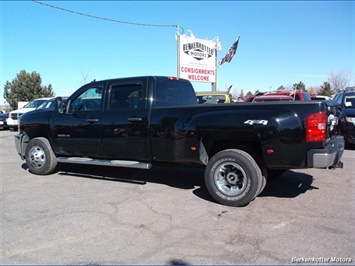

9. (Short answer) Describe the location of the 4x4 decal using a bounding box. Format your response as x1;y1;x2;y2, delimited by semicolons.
244;120;268;125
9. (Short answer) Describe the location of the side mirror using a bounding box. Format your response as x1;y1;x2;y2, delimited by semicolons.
55;97;64;114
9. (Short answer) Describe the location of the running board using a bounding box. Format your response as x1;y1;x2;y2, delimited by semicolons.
56;157;152;169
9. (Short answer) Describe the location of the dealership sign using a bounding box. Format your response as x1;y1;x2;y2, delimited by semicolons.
177;34;217;83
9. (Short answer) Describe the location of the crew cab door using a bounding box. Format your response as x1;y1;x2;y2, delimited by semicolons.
53;83;105;157
100;79;150;160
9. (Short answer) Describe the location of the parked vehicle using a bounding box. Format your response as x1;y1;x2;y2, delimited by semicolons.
196;91;232;104
252;95;293;102
333;90;355;146
14;76;344;207
311;95;331;101
264;90;311;101
0;112;9;130
245;90;311;102
6;98;51;130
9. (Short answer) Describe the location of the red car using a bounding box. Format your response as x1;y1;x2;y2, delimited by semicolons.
245;90;311;102
263;91;312;101
252;95;293;102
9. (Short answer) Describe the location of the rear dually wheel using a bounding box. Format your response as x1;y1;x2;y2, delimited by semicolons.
205;149;263;207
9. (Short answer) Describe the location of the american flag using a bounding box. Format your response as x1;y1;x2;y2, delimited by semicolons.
218;37;240;66
227;84;233;93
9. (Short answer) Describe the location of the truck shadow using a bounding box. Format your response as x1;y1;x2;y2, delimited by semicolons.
258;170;318;198
24;163;318;204
192;170;318;203
56;163;205;190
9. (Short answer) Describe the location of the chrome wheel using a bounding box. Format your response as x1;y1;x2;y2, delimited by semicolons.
29;146;46;169
25;137;57;175
214;162;247;196
205;149;263;207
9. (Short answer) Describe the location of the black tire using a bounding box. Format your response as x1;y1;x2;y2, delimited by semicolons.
25;137;57;175
205;149;262;207
258;174;267;196
248;151;267;197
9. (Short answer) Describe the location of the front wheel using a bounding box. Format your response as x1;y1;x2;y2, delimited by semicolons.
205;149;262;207
25;137;57;175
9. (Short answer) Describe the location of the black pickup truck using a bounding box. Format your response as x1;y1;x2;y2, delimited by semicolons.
15;76;344;207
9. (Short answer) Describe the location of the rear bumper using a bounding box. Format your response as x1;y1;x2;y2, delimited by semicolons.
307;135;344;169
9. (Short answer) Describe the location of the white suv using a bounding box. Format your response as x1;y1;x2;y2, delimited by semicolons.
7;98;52;130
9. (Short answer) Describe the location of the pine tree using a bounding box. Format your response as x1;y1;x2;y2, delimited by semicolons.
3;70;55;110
318;82;334;97
292;81;306;92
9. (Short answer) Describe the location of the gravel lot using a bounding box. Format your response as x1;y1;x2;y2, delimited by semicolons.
1;129;354;265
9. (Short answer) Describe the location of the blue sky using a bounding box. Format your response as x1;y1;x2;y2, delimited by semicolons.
1;1;354;104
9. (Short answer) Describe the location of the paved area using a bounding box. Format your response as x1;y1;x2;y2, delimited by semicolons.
1;129;354;265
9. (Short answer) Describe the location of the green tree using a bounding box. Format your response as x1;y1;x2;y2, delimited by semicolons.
318;81;334;97
3;70;55;110
245;91;253;98
292;81;306;92
277;85;285;91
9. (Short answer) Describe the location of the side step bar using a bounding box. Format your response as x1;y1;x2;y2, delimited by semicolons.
57;157;152;170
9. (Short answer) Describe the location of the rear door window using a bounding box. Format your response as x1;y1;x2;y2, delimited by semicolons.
154;79;197;107
110;84;143;110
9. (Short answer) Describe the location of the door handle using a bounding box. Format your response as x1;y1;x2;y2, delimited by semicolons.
86;118;99;123
128;117;142;122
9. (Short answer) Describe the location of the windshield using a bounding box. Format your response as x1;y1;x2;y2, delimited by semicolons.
23;99;48;108
36;99;54;110
344;96;355;108
36;98;68;110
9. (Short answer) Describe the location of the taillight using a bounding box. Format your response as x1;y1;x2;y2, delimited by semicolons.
306;111;327;142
